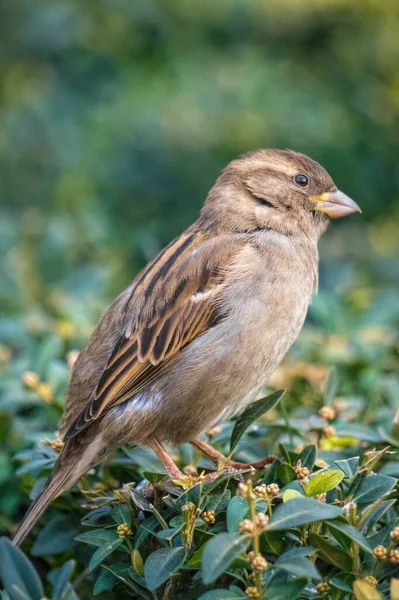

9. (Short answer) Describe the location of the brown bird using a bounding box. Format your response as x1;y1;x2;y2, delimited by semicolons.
13;149;360;545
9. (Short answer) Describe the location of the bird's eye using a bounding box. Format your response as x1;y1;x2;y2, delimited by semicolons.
294;173;309;187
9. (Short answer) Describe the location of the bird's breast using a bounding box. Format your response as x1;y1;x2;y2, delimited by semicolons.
108;236;319;445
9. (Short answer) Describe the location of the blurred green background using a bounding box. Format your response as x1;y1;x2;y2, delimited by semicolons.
1;0;399;323
0;0;398;527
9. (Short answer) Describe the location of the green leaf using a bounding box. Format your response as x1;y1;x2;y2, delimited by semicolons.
80;506;112;527
143;471;168;484
275;548;315;564
175;482;202;509
367;523;392;550
353;474;397;504
267;496;342;530
262;458;282;484
278;443;292;464
360;499;396;534
89;538;123;571
266;580;307;600
111;505;131;526
156;527;183;542
128;566;147;588
274;554;321;580
202;533;251;584
229;390;284;453
308;533;353;571
324;367;338;405
93;569;119;595
134;516;159;549
16;457;54;476
187;543;206;569
278;462;297;485
75;529;119;547
33;335;62;378
279;480;303;496
330;573;356;593
32;515;80;556
0;537;44;600
206;490;231;514
48;560;75;599
335;457;359;478
335;424;383;444
98;564;143;597
282;489;303;502
298;444;317;469
198;590;245;600
327;519;373;554
304;470;344;496
346;469;368;500
226;496;249;533
168;515;184;528
260;531;286;555
274;546;315;560
202;472;237;497
144;546;187;590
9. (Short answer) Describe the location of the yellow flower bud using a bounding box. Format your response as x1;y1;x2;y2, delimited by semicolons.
266;483;280;497
373;545;387;561
363;576;377;588
251;554;268;572
245;586;260;599
254;512;269;531
22;371;39;389
202;510;216;525
239;519;255;535
37;382;53;402
319;406;336;420
295;461;310;479
117;523;132;538
316;582;330;594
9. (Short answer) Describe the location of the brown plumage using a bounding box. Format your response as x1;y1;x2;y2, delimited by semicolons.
13;149;361;545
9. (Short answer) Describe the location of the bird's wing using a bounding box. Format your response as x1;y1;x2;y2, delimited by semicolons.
65;230;244;438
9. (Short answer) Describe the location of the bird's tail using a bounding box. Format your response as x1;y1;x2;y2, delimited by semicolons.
13;463;77;546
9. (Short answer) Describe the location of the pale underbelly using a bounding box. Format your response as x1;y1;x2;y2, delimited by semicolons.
206;383;263;429
109;296;310;444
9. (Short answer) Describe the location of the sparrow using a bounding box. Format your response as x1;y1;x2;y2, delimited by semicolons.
13;149;361;545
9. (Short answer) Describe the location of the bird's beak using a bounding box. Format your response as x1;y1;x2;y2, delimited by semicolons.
310;190;362;218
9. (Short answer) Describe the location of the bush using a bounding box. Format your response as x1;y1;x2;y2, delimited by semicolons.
0;310;398;599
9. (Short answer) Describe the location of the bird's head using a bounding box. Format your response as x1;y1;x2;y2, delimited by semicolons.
202;149;361;238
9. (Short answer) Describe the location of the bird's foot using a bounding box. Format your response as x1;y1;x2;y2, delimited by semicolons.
149;438;275;487
149;438;184;480
190;439;275;472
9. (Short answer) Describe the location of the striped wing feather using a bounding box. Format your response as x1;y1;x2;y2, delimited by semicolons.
65;230;242;438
